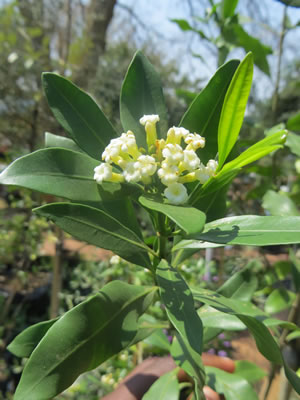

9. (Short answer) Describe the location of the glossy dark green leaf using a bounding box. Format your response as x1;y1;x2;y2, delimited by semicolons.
287;112;300;131
142;369;179;400
175;216;300;247
139;195;206;235
120;51;168;149
221;0;239;17
44;132;84;153
286;132;300;157
42;73;117;159
180;60;239;164
284;365;300;394
265;289;296;314
34;202;152;268
218;53;253;168
262;190;300;217
171;334;205;400
234;360;267;383
7;318;58;358
156;260;203;355
14;282;157;400
206;367;259;400
0;148;100;202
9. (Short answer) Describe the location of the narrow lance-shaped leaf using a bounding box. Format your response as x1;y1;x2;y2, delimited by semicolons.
34;202;152;268
156;260;203;355
0;148;100;203
42;73;117;160
7;318;59;358
218;52;253;168
173;216;300;249
14;282;158;400
139;194;206;235
180;59;239;164
120;51;168;148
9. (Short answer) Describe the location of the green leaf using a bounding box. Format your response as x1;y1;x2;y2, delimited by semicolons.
262;190;300;216
139;194;206;235
120;51;168;149
206;367;259;400
177;216;300;247
287;112;300;131
0;148;100;203
218;263;258;301
171;334;205;400
180;60;239;164
234;360;267;383
156;260;203;355
42;73;117;160
221;130;287;172
171;18;194;31
276;0;300;7
265;289;296;314
192;288;283;365
142;369;179;400
221;0;239;17
200;307;245;332
144;329;171;352
14;282;157;400
34;202;152;268
7;318;58;358
286;132;300;157
218;52;253;168
44;132;84;154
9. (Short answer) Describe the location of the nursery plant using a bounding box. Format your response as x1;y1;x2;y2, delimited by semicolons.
1;51;300;399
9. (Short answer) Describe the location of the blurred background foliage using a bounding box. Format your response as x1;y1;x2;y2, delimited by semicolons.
0;0;300;399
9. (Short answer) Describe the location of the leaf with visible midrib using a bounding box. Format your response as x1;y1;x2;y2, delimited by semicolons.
14;282;157;400
42;73;117;160
34;202;152;268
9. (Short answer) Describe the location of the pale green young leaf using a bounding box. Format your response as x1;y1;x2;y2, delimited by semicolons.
262;190;300;217
218;52;253;167
234;361;267;383
180;60;239;164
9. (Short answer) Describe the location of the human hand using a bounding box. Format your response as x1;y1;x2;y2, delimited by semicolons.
101;353;235;400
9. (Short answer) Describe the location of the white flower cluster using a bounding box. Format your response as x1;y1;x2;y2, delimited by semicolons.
94;115;218;205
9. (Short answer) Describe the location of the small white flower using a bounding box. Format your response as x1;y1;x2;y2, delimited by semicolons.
185;133;205;150
135;155;157;178
123;162;142;183
158;163;179;185
166;126;190;144
180;149;200;172
94;163;112;183
139;114;160;126
206;159;218;175
110;255;121;264
7;52;18;63
164;183;188;205
195;160;218;183
162;144;184;164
